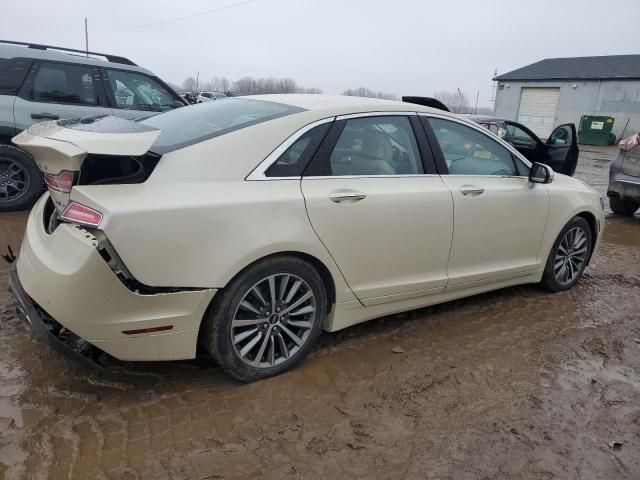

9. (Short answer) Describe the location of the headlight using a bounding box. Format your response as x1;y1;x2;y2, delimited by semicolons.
600;197;605;210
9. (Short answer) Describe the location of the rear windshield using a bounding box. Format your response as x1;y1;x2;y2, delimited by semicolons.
140;98;304;154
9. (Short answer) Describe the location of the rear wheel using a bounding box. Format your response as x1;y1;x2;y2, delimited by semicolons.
609;197;639;217
541;217;592;292
0;145;42;211
202;256;327;382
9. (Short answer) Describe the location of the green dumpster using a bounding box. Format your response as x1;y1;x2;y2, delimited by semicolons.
578;115;615;146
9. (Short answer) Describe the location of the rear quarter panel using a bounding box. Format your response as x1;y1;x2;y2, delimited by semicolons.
72;179;358;304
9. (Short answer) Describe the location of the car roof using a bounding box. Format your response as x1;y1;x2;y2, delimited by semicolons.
245;94;459;118
0;44;156;76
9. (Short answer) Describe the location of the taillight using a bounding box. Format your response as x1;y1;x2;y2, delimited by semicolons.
44;170;75;193
60;201;103;228
619;134;639;152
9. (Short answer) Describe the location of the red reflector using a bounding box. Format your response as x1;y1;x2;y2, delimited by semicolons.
44;170;75;193
60;201;103;228
122;325;173;335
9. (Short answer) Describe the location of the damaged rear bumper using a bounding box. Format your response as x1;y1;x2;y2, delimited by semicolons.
9;261;105;369
10;194;217;365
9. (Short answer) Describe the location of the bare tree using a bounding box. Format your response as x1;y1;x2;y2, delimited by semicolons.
179;75;322;96
210;77;231;92
433;89;470;113
342;87;397;101
182;77;198;92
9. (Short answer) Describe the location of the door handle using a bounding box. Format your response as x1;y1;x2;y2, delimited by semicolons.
329;191;367;203
31;113;60;120
459;185;485;196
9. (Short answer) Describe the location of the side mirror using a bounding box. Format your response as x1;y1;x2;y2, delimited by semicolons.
173;100;185;108
529;162;554;184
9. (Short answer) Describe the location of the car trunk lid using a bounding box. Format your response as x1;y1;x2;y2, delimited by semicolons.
12;115;160;212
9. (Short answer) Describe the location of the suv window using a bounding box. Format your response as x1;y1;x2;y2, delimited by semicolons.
0;58;32;95
31;62;99;105
327;116;423;176
106;69;175;112
265;122;331;177
429;117;517;176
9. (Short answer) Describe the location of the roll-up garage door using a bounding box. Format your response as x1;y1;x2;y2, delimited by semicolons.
516;87;560;139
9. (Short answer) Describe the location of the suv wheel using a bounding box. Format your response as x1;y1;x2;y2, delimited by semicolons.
202;256;327;382
609;197;639;217
0;145;43;211
541;217;592;292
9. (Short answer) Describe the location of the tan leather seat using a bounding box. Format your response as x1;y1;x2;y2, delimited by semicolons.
331;129;396;175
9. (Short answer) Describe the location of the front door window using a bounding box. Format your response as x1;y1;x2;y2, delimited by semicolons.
428;118;518;176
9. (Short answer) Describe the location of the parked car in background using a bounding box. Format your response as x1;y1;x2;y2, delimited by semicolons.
181;92;198;104
608;134;640;216
0;40;186;211
465;115;579;176
197;91;227;102
9;95;604;381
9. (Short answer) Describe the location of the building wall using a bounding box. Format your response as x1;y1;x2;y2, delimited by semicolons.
494;79;640;140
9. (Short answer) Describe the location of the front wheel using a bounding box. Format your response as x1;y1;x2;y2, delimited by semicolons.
609;197;639;217
202;256;327;382
541;217;593;292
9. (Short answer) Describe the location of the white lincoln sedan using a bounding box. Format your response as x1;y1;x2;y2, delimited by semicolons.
9;95;604;381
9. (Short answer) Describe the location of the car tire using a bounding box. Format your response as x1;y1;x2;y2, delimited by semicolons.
0;145;43;212
541;216;593;292
202;256;327;382
609;197;639;217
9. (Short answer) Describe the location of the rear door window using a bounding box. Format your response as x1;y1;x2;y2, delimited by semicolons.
311;116;424;176
30;62;100;106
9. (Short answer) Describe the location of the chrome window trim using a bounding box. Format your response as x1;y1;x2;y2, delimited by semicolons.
246;116;336;181
303;174;440;180
418;112;534;169
247;111;425;181
335;111;419;120
615;179;640;187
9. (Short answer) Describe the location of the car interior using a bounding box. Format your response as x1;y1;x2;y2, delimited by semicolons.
329;117;423;176
430;119;518;176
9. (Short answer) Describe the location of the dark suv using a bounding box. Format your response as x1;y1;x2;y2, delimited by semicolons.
608;134;640;216
0;40;186;210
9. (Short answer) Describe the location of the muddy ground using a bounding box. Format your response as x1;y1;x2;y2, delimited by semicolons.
0;146;639;479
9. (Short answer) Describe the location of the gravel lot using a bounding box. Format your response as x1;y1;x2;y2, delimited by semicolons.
1;146;639;480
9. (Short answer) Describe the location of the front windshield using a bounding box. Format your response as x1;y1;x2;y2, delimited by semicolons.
141;98;304;154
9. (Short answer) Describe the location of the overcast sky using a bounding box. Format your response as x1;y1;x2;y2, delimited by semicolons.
2;0;640;106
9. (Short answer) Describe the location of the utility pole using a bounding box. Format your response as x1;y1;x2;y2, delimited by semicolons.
196;71;200;93
490;68;498;112
84;17;89;56
474;90;479;114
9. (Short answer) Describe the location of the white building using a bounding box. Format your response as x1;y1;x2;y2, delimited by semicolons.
494;55;640;140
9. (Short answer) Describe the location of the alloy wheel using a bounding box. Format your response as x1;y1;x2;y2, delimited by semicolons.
231;273;317;368
0;159;30;202
553;226;589;285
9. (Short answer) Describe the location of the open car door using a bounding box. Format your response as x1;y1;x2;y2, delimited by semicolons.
544;123;579;176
